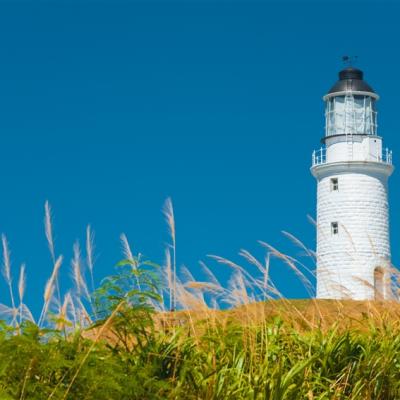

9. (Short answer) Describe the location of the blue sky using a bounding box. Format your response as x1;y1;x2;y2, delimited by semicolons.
0;0;399;314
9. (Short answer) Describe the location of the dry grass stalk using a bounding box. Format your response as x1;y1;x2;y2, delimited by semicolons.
39;281;55;327
259;241;314;294
164;247;173;311
44;201;62;308
163;198;176;310
207;244;316;329
86;225;95;294
120;233;134;261
281;230;316;261
71;242;89;300
18;263;26;304
18;263;26;326
208;254;262;293
38;255;63;326
56;292;72;332
2;234;16;325
44;201;56;263
120;233;141;290
199;261;222;288
185;281;222;292
20;358;35;400
75;297;92;328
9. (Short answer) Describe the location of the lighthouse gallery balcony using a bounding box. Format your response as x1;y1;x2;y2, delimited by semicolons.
312;146;393;166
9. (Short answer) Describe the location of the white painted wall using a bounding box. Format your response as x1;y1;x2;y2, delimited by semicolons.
325;135;383;163
312;162;392;299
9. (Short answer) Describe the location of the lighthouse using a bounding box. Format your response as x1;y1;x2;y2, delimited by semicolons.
311;66;394;300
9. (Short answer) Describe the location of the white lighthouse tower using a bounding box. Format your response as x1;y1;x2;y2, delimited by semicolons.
311;66;394;300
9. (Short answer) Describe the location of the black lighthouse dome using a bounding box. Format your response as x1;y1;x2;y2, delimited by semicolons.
327;67;376;96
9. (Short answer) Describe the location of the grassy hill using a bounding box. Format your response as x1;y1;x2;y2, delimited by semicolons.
2;295;400;399
157;298;400;333
1;201;400;399
64;298;400;400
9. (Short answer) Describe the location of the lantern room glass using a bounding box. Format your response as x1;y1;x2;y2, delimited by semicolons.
325;94;377;137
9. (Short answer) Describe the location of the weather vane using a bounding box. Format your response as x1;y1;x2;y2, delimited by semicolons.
342;55;358;67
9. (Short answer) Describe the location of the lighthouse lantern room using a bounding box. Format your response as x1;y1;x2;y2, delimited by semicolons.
311;66;394;300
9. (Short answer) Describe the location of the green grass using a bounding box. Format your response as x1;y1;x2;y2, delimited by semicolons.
1;303;400;399
2;257;400;400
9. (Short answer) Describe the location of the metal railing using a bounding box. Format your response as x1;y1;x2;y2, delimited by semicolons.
312;147;326;166
311;147;393;166
380;148;393;165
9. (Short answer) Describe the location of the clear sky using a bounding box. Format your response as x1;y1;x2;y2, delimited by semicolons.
0;0;399;314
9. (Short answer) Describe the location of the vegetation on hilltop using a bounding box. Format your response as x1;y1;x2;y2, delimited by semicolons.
0;200;399;399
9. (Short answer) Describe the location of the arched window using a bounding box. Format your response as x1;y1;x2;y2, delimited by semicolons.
374;267;385;300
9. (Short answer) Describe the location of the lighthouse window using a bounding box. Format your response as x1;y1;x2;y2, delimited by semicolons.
331;178;339;191
331;222;339;235
330;178;339;191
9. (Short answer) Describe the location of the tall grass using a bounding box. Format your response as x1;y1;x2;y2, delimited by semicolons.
0;200;398;399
